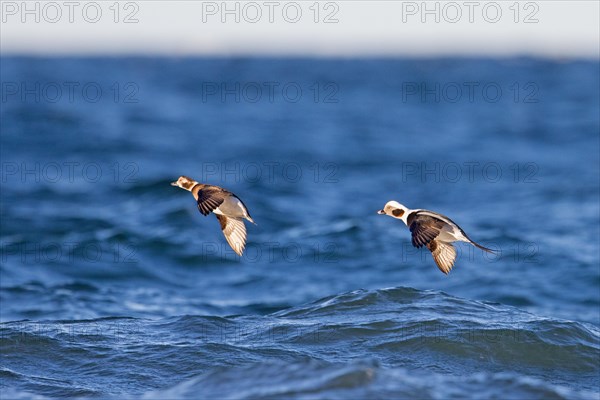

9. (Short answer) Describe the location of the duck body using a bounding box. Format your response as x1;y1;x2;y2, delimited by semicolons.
172;176;254;256
378;200;494;274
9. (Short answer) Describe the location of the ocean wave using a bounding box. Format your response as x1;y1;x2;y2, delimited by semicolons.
1;287;598;398
144;360;598;400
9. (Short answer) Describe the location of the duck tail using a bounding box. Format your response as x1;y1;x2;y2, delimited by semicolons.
471;240;496;254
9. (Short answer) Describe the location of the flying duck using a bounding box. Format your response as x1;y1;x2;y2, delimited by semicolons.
171;176;255;256
377;201;494;274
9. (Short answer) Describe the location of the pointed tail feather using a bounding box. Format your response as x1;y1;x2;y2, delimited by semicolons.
471;241;497;254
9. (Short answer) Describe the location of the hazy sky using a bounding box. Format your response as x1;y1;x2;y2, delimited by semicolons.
1;1;598;57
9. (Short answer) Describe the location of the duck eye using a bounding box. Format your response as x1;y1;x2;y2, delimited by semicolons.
392;209;404;217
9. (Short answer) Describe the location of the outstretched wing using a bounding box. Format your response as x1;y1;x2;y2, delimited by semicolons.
427;240;457;275
409;213;446;248
196;186;227;216
216;214;247;256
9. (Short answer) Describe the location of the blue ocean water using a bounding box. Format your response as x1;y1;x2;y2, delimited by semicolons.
1;57;599;399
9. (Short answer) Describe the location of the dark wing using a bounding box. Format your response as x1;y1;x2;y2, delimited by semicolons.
427;240;457;275
196;186;228;216
216;214;247;256
409;213;446;248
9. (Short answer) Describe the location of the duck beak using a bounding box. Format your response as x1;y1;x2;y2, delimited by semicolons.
377;209;385;215
170;181;178;187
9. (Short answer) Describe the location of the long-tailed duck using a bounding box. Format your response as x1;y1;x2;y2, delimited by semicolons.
171;176;255;256
377;201;494;274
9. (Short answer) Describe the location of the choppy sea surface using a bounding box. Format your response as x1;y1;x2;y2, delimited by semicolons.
1;57;599;399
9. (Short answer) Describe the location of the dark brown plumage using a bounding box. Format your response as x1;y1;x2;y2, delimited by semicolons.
408;213;445;248
194;185;229;216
